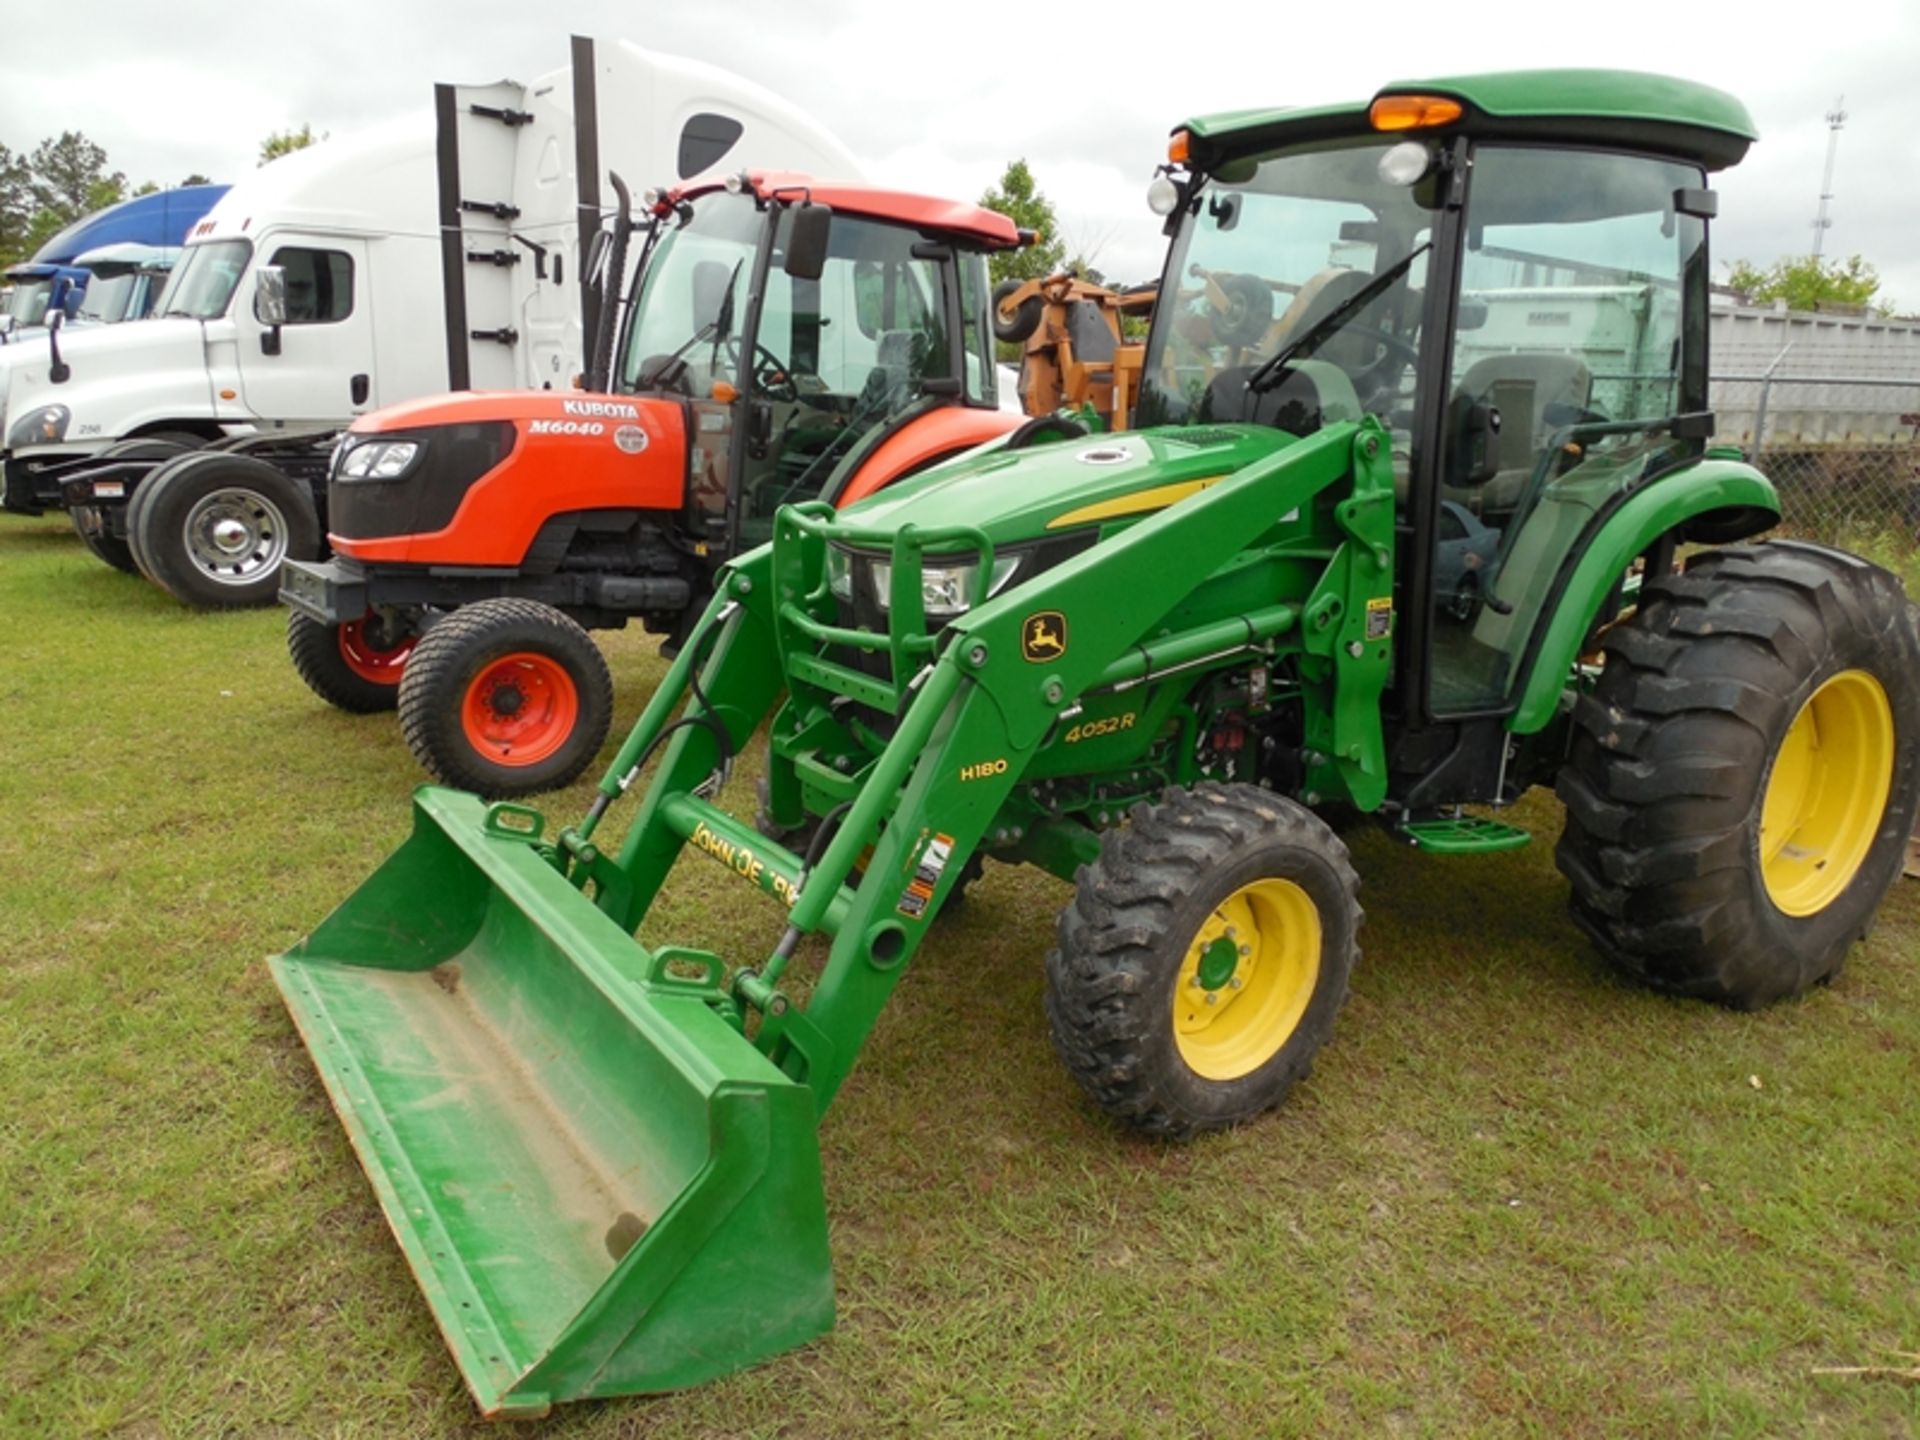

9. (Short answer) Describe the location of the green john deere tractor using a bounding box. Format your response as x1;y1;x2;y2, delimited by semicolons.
270;70;1920;1414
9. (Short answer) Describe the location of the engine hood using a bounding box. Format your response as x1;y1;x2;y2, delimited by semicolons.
2;317;210;406
836;424;1298;549
351;389;675;434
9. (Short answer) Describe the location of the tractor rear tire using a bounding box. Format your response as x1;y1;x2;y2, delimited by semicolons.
1044;782;1360;1137
991;278;1043;344
287;610;418;714
398;598;613;798
1556;540;1920;1008
132;451;320;609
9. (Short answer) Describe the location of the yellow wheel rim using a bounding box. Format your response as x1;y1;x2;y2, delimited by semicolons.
1173;877;1322;1081
1759;669;1896;917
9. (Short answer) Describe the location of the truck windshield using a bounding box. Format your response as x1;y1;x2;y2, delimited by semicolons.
77;267;139;323
1135;137;1437;435
156;239;252;320
6;278;55;328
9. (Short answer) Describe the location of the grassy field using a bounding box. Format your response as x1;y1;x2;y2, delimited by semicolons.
2;509;1918;1438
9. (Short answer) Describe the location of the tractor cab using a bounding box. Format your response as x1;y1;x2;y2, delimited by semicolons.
614;174;1017;554
1134;73;1752;730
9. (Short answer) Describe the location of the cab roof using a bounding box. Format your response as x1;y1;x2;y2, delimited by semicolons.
1182;69;1758;172
672;171;1024;250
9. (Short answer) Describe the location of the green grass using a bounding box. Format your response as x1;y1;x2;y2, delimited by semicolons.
3;509;1918;1438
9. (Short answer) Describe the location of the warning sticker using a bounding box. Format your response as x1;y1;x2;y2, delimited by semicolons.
1364;596;1394;641
897;832;956;919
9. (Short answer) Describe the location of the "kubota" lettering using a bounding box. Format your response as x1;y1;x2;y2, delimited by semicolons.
564;400;640;418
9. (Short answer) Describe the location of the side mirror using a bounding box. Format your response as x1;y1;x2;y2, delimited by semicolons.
1456;297;1489;331
47;310;70;384
784;203;831;281
254;265;287;355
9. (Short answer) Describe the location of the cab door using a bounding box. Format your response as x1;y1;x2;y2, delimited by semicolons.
237;237;377;423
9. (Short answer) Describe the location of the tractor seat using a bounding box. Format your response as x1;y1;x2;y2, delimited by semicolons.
1447;353;1593;511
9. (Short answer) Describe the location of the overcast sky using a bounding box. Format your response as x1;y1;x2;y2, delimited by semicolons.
5;0;1917;309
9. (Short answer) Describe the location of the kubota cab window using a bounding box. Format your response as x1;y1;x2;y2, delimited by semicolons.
1135;137;1436;456
731;210;955;549
1427;146;1706;715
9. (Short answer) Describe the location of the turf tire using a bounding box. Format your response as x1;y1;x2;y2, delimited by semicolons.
398;599;613;798
287;611;414;714
1556;539;1920;1008
1045;782;1360;1137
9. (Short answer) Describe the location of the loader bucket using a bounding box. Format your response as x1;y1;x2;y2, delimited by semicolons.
268;787;833;1417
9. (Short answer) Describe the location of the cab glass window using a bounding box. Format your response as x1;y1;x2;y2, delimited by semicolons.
269;247;355;324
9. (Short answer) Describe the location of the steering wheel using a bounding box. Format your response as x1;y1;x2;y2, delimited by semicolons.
751;342;799;403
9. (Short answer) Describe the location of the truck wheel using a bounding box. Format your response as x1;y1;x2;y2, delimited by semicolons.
1556;540;1920;1008
66;437;199;577
287;610;418;714
398;598;614;798
991;278;1043;344
1044;782;1360;1137
132;452;320;609
69;510;138;574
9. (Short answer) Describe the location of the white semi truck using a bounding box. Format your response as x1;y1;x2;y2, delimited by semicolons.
2;35;857;605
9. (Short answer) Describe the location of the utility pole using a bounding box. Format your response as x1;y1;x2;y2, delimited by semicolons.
1811;95;1846;258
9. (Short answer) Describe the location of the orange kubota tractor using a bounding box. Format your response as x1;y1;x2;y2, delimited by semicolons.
991;272;1156;428
281;172;1030;796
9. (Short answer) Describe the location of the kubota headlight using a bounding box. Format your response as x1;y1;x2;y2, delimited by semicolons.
7;404;69;447
872;555;1021;617
338;439;420;480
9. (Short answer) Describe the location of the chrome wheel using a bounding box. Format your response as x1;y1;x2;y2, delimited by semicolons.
183;487;289;586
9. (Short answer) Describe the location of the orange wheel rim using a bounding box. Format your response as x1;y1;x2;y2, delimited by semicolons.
459;652;580;767
337;618;415;685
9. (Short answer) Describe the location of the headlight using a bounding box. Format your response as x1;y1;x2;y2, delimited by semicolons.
872;554;1021;617
826;545;853;601
7;404;69;447
338;439;420;480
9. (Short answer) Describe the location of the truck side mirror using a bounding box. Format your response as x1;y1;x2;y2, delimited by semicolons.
784;203;832;281
254;265;288;355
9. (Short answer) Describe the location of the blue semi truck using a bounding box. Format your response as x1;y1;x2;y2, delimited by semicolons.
2;183;228;336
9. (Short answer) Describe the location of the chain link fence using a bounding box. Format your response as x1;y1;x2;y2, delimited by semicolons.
1708;360;1920;579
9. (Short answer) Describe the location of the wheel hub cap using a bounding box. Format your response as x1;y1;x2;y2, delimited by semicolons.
1759;668;1895;916
182;486;290;585
1174;878;1322;1081
460;652;580;767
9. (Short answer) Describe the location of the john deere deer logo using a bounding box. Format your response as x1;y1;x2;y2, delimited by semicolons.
1022;611;1068;663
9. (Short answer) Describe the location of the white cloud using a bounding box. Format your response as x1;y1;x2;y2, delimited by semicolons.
3;0;1916;304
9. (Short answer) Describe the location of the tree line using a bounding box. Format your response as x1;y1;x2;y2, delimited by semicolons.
0;125;321;269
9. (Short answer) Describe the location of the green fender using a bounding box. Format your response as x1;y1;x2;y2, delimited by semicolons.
1508;457;1778;734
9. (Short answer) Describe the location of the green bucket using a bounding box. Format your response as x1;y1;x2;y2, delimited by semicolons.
269;788;833;1416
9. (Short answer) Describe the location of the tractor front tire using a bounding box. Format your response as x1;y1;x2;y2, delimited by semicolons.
131;451;320;608
287;610;418;714
1557;540;1920;1008
1045;782;1360;1137
397;599;613;798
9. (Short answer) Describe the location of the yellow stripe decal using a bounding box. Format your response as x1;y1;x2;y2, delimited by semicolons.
1045;475;1229;531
